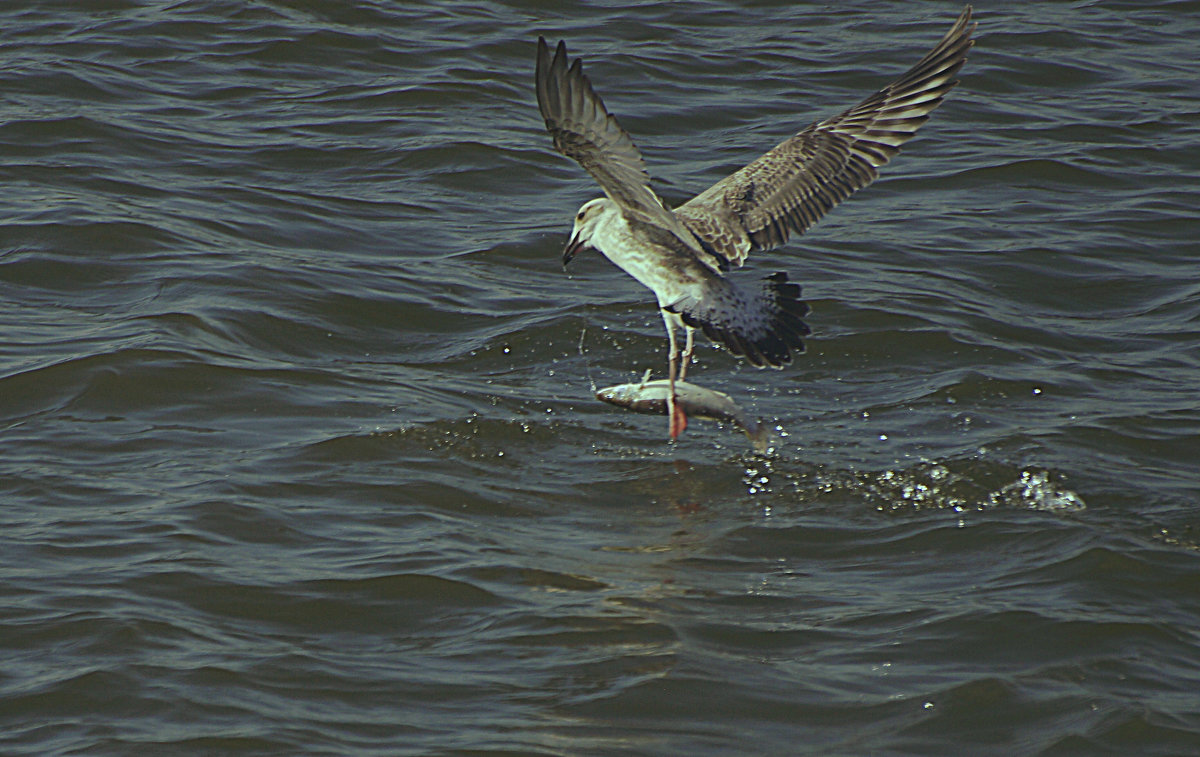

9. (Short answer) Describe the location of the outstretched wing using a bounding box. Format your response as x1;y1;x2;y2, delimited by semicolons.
535;37;701;248
675;6;976;267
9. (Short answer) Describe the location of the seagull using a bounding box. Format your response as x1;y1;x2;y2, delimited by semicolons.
536;7;976;439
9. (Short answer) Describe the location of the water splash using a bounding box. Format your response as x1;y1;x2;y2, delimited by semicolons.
743;455;1086;515
867;461;1086;514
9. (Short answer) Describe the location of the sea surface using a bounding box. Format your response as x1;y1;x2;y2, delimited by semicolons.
3;1;1199;754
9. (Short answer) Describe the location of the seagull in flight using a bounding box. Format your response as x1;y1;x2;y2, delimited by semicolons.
536;7;976;439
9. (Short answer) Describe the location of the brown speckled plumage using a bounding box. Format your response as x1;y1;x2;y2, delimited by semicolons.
536;7;974;371
676;8;976;266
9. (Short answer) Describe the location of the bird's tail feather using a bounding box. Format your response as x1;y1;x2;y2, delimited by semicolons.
668;272;810;368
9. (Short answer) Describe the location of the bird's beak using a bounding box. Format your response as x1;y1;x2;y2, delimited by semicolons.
562;231;585;266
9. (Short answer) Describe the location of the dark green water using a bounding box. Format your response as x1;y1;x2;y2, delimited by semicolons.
3;2;1199;754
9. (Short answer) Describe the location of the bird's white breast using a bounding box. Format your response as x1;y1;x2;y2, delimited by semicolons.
591;210;706;307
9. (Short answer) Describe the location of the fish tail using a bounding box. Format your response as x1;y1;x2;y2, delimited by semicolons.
744;420;770;453
670;272;810;368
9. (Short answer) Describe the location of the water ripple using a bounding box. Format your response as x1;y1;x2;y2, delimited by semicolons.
3;2;1200;755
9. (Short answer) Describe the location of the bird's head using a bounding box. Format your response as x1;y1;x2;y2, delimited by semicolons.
562;197;611;265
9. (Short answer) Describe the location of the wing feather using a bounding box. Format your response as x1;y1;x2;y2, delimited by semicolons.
535;37;702;248
675;6;977;266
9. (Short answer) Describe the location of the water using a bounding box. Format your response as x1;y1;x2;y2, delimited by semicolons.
3;1;1199;754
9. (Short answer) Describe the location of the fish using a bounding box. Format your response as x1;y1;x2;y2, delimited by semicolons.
596;377;769;451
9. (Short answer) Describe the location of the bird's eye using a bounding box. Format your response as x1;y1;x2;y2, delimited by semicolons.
577;212;585;221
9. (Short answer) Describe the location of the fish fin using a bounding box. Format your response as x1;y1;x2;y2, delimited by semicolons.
667;272;810;368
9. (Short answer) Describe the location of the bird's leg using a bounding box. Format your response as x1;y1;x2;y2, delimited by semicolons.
678;326;695;381
667;339;687;440
661;310;687;439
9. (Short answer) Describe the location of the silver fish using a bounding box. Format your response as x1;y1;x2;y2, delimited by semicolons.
596;378;768;450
